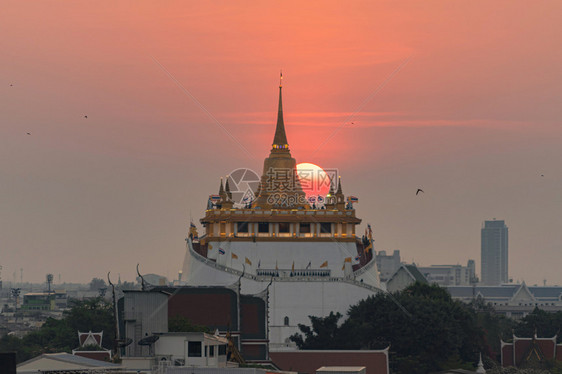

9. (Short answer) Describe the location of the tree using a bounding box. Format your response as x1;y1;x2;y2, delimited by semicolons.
0;297;115;363
290;312;349;350
291;283;487;374
168;315;210;333
469;298;516;359
514;308;562;342
89;278;106;291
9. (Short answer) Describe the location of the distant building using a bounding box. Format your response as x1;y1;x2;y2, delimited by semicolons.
138;273;169;287
418;261;476;286
386;264;428;293
21;291;67;311
119;284;269;363
121;332;229;371
481;219;508;286
375;250;401;282
448;283;562;319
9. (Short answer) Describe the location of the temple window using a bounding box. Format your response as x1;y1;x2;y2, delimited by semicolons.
237;222;249;233
284;316;289;326
279;222;290;233
258;222;269;234
299;223;312;237
320;222;332;234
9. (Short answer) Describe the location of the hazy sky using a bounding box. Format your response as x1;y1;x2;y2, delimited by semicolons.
1;1;562;285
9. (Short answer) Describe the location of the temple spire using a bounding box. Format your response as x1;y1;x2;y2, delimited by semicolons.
225;176;233;200
219;178;225;195
272;71;288;148
337;176;343;195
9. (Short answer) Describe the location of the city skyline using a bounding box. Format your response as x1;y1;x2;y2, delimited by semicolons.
481;219;509;286
2;1;562;285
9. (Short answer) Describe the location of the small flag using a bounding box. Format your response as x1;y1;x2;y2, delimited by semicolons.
219;248;225;255
342;264;345;271
275;261;278;270
210;194;221;201
189;222;198;240
231;253;238;260
305;261;311;269
258;260;261;268
245;257;252;266
353;255;361;264
320;261;328;268
344;257;352;263
292;262;295;272
347;196;359;203
364;242;373;254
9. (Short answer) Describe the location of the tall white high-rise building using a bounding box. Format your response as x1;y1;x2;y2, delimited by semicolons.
481;219;508;285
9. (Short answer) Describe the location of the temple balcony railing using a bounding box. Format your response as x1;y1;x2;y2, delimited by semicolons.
185;238;383;293
256;269;331;278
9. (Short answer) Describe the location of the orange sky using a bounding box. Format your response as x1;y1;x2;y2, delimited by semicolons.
1;1;562;285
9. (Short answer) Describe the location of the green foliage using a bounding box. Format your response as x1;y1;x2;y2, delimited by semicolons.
515;308;562;343
290;312;348;350
168;315;210;333
89;278;106;291
291;283;488;374
291;285;562;373
470;298;516;358
0;297;115;363
74;344;105;351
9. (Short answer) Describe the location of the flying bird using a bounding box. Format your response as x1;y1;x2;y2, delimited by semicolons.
26;132;31;135
416;189;424;195
541;174;544;177
84;115;88;119
10;84;13;87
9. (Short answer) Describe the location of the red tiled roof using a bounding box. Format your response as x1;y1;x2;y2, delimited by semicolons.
514;339;531;366
501;342;514;367
502;336;560;367
269;349;389;374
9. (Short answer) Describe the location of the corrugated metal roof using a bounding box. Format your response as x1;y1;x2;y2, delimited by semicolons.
26;353;120;368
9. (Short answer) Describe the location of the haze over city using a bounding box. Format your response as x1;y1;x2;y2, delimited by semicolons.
1;1;561;285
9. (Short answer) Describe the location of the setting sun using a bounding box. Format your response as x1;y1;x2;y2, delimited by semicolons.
296;162;332;199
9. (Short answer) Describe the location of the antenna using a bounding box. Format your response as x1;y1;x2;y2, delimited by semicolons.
46;274;53;294
107;272;120;356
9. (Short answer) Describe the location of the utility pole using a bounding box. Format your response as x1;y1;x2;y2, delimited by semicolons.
11;288;21;322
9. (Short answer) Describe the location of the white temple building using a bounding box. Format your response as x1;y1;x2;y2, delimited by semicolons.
179;79;382;350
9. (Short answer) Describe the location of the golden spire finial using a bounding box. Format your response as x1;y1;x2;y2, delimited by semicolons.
280;70;283;88
272;74;288;148
337;175;343;195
